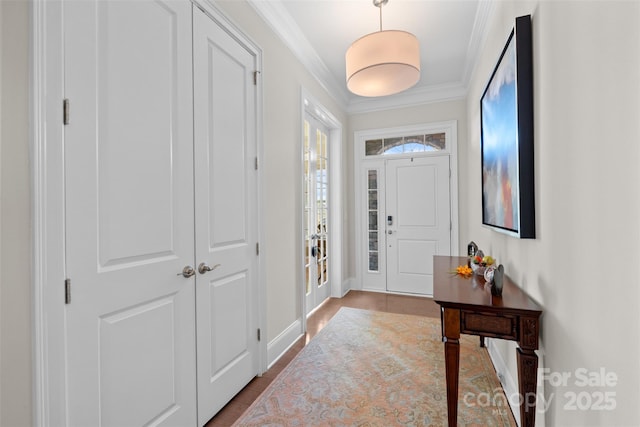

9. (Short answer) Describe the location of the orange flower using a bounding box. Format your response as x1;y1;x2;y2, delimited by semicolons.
455;265;473;278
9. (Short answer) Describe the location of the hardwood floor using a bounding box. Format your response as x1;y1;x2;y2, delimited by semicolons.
205;290;441;426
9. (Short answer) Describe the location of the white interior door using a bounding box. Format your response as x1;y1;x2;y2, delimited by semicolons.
193;7;260;424
386;156;451;295
303;116;330;315
64;1;197;425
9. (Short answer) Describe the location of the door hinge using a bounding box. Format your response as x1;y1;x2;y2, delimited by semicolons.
256;242;260;256
257;328;261;341
63;99;70;125
253;70;260;86
255;157;258;170
64;278;71;304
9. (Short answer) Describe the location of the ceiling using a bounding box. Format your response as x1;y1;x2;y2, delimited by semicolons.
248;0;494;113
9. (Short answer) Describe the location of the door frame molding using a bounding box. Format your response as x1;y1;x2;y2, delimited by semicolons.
32;0;66;424
30;1;266;425
299;88;343;332
353;121;459;293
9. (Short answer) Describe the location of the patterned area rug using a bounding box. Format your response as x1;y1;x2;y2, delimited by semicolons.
233;308;516;426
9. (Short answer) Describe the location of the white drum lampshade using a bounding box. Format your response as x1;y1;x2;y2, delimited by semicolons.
346;30;420;97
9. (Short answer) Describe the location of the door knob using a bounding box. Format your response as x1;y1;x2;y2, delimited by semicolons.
198;262;221;274
178;266;195;278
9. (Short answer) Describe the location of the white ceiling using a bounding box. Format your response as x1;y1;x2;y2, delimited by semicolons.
248;0;494;113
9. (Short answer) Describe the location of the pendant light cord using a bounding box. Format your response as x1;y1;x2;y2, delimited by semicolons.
373;0;388;32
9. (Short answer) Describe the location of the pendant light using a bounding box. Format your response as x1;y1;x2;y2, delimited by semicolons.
345;0;421;97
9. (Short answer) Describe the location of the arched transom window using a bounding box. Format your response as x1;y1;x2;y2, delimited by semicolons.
365;132;446;156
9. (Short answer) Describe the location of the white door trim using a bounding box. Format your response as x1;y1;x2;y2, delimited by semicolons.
299;88;343;333
31;1;266;425
32;0;66;424
353;121;459;293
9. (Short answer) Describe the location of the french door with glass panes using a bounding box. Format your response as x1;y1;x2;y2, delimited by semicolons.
303;115;330;315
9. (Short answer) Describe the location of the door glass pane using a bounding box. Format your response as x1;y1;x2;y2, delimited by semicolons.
365;139;383;156
368;212;377;230
368;232;378;251
425;133;446;150
368;189;377;210
317;241;323;285
316;129;328;288
367;169;379;272
305;265;310;294
322;259;328;286
383;137;403;154
368;170;377;189
369;252;378;271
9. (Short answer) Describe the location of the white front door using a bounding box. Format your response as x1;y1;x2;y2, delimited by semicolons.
303;116;331;315
193;6;260;424
64;1;197;425
386;156;451;295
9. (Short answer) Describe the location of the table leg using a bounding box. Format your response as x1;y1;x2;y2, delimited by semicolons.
442;308;461;426
517;347;538;427
444;339;460;425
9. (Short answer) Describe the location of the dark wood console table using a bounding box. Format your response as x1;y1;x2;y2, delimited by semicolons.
433;256;542;427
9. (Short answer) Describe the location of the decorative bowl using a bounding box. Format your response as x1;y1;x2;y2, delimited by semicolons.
470;262;486;276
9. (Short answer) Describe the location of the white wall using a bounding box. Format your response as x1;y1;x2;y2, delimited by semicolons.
0;0;32;426
464;1;640;425
212;1;349;342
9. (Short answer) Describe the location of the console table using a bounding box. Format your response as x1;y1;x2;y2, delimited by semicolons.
433;255;542;427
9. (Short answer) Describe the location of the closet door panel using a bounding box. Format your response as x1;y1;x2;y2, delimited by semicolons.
64;1;197;425
193;6;260;424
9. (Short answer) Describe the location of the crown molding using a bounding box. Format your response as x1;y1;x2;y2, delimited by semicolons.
461;0;496;90
248;0;496;115
347;82;467;115
247;0;350;109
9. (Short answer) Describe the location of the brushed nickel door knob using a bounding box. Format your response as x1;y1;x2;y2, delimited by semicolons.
198;263;221;274
177;266;195;278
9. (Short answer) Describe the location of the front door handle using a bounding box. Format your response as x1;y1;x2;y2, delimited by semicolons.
198;262;221;274
178;266;195;278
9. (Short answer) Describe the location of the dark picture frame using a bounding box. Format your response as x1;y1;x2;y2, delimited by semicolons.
480;14;535;239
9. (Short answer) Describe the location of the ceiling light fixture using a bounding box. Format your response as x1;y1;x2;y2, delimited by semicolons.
345;0;420;97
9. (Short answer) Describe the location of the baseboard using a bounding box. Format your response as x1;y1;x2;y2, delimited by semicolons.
341;277;356;296
487;338;521;427
267;277;354;370
266;318;303;369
